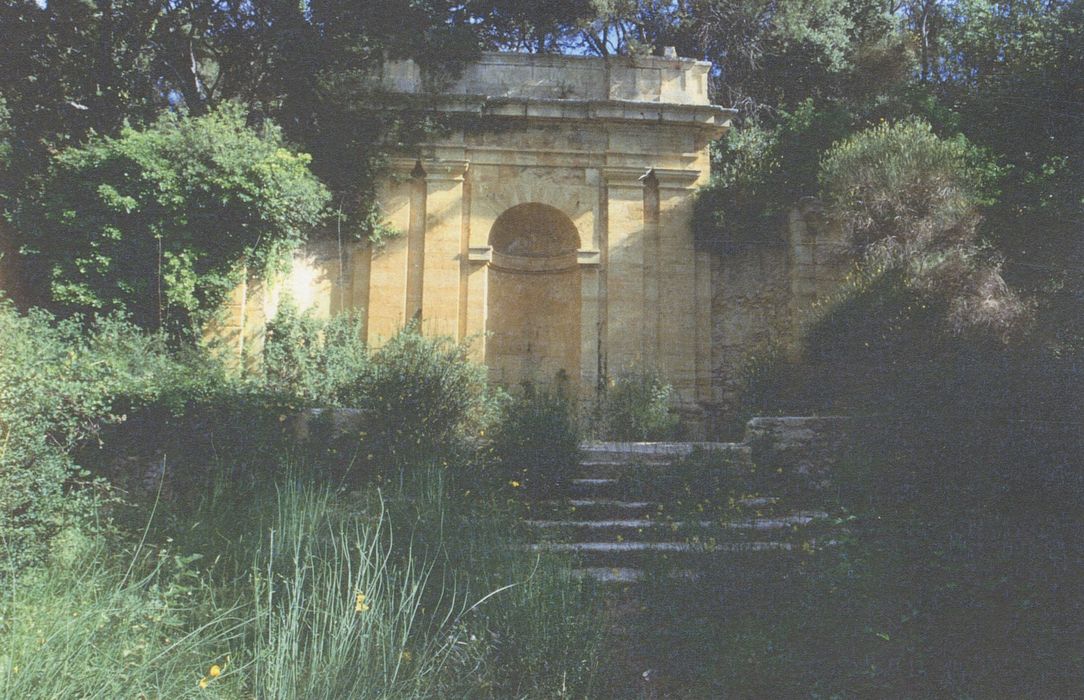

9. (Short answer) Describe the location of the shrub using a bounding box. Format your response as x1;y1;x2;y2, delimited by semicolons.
348;323;495;469
491;385;580;496
819;118;999;253
21;104;329;337
819;119;1025;337
733;341;812;425
263;301;369;406
0;302;181;571
600;366;681;441
693;100;859;253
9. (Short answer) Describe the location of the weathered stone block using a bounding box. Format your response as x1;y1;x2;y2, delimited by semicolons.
744;416;852;489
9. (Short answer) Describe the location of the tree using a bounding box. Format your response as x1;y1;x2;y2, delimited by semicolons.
473;0;597;52
0;0;487;245
819;118;1023;335
22;105;329;337
937;0;1084;342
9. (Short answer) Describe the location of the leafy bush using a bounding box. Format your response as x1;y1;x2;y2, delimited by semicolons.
491;385;580;496
820;118;999;253
733;341;811;426
21;104;329;336
694;100;857;252
0;302;180;570
348;323;496;469
600;367;681;441
263;301;369;406
819;119;1025;337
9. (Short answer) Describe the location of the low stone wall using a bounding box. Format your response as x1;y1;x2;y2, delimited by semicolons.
293;407;369;442
743;416;852;489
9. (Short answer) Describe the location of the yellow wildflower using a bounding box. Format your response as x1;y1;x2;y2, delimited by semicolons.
209;664;222;678
355;592;370;613
199;677;209;689
509;480;521;488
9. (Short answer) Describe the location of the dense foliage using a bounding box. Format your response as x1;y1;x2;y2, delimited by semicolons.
820;119;1024;335
263;301;370;406
353;323;497;469
0;302;177;568
491;385;581;495
0;300;603;697
600;366;682;440
20;106;328;335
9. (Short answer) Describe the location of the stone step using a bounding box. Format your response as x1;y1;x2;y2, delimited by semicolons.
525;513;826;543
528;498;655;521
572;566;646;583
529;540;795;568
571;566;698;584
569;498;655;510
532;496;791;521
580;441;752;466
576;460;750;479
526;513;826;532
568;478;620;497
520;442;835;580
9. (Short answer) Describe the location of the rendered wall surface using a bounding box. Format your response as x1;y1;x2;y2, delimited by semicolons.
239;52;733;413
221;52;851;427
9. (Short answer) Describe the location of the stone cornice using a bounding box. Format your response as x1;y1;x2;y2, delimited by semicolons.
602;167;702;189
467;246;601;269
388;157;470;181
427;95;732;135
577;249;601;267
467;246;492;263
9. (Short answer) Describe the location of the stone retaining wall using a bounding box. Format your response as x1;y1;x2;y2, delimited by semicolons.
743;416;852;489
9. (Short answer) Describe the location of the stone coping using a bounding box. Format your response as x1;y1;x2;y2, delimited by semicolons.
413;94;732;132
381;51;721;106
582;442;749;454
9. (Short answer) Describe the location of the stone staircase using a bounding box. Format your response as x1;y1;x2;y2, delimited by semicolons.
524;442;832;583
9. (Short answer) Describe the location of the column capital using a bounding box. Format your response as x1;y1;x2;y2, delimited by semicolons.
467;245;492;263
389;158;470;182
602;166;701;189
577;249;601;267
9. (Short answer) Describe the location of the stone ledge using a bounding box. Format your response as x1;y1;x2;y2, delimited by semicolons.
381;51;721;106
427;95;732;133
743;416;853;489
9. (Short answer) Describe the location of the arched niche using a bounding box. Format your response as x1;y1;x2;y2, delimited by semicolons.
485;203;582;389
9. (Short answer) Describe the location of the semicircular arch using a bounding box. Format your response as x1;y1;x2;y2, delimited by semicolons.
488;202;581;259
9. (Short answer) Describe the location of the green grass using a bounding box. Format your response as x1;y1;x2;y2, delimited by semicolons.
0;463;606;699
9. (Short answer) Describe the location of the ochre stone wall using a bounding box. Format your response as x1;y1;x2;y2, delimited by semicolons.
217;52;853;429
233;52;731;415
711;202;851;412
0;52;859;429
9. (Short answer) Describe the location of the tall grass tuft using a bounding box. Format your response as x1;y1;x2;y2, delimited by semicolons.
1;463;606;699
0;524;245;698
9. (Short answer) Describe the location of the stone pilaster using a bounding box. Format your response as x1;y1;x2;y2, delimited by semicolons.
405;160;427;322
